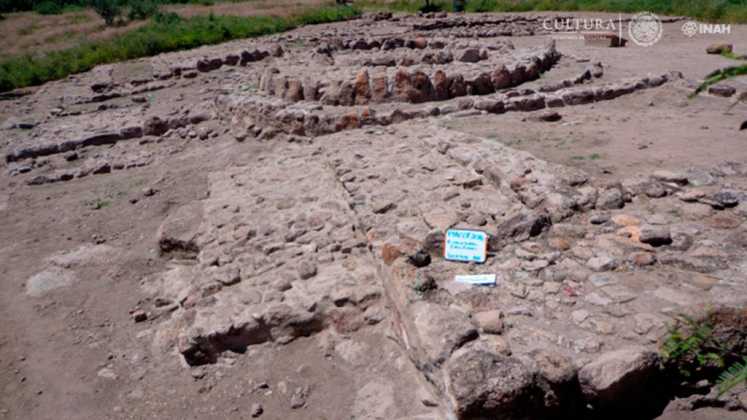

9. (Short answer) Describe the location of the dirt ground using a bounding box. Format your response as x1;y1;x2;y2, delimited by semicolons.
444;21;747;181
1;11;746;420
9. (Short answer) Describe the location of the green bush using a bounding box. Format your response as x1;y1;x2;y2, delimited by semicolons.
152;10;180;24
34;0;63;14
127;0;159;20
90;0;122;26
661;315;726;378
464;0;495;12
0;5;360;92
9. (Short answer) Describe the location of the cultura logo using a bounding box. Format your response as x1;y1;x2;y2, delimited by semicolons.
628;12;663;47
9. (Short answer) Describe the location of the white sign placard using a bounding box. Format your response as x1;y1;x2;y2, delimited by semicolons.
444;229;488;263
454;274;496;286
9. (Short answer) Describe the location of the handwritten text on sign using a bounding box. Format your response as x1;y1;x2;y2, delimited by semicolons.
444;229;487;263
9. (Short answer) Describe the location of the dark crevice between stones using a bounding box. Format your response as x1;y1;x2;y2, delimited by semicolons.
181;313;325;366
158;238;200;259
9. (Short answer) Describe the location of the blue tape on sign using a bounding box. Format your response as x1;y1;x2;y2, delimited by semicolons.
444;229;487;263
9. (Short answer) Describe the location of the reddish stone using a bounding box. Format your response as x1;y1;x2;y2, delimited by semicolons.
548;237;571;251
491;65;512;89
629;252;656;266
393;69;412;102
370;72;389;103
382;243;403;265
285;79;304;101
432;70;449;101
354;69;371;105
335;112;360;131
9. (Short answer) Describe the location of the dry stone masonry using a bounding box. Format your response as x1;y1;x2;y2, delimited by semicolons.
3;10;746;420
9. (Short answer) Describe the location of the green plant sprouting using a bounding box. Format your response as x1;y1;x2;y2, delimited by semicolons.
717;357;747;396
660;315;725;378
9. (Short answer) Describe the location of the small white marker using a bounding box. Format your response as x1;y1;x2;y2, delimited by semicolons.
454;274;497;286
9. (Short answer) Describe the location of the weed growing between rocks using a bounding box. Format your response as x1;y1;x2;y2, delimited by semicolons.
661;314;727;379
84;197;111;210
691;64;747;97
718;357;747;395
661;308;747;398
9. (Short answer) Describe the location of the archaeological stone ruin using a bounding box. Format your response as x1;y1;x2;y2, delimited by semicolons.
2;10;747;420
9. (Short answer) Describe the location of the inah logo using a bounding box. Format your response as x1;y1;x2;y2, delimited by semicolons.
628;12;663;47
682;20;698;38
681;20;732;37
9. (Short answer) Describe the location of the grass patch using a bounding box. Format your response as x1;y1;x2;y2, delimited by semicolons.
721;50;747;61
0;5;359;92
65;12;91;24
85;197;112;209
356;0;453;13
17;22;39;36
571;153;602;160
42;29;78;43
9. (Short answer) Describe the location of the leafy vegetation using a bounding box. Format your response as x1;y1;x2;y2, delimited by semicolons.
0;0;222;14
127;0;160;21
0;5;359;92
356;0;452;13
661;310;747;398
90;0;122;24
717;357;747;395
661;315;726;378
690;64;747;97
688;48;746;100
33;0;63;14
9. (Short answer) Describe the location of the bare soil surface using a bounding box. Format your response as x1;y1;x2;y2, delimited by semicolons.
445;21;747;181
1;11;746;420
